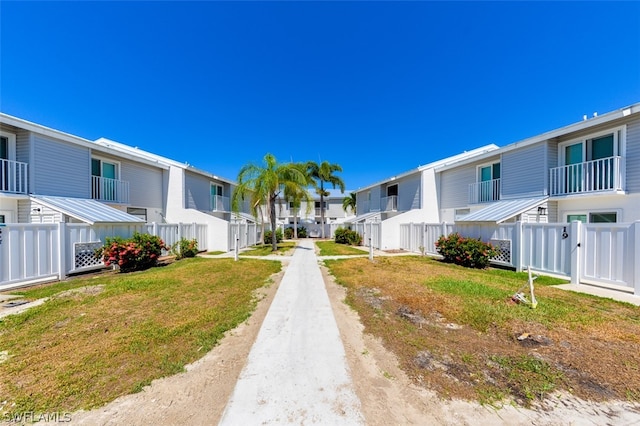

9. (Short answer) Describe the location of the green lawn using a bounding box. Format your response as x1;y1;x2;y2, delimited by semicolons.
240;242;296;256
0;257;281;416
325;256;640;406
316;240;367;256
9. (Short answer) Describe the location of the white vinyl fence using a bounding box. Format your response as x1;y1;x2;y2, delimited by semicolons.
0;222;208;291
399;221;640;295
228;222;260;251
352;222;382;249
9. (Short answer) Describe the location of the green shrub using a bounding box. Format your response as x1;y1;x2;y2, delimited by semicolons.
334;227;362;246
264;228;283;245
435;232;497;269
97;232;169;272
284;226;307;239
172;238;199;260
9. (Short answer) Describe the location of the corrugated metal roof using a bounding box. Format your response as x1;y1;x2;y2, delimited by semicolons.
31;196;146;225
345;211;381;223
457;197;548;224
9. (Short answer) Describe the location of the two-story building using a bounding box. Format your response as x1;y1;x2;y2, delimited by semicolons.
0;113;254;251
437;103;640;226
349;145;499;249
276;188;352;237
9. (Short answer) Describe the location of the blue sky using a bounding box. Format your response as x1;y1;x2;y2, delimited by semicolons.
1;1;639;191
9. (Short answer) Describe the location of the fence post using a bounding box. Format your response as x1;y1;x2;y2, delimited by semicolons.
570;220;582;285
514;221;523;272
151;222;158;236
634;221;640;296
441;222;448;238
58;222;67;281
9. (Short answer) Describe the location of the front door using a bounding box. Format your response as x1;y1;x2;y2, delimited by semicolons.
0;136;8;191
92;159;118;201
590;134;614;190
564;143;584;193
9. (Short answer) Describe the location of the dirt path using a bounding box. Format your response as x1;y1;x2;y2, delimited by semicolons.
68;256;640;426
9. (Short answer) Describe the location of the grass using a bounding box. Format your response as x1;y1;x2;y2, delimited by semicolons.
324;256;640;407
0;257;281;416
240;242;297;256
316;241;367;256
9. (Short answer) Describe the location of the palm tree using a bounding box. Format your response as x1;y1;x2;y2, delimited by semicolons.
307;160;346;238
342;192;357;216
232;153;310;251
283;162;313;239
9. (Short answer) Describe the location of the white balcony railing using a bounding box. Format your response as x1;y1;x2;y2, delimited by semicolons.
550;156;623;196
469;178;501;204
380;195;398;211
315;208;324;217
91;176;130;203
211;195;230;212
0;159;28;194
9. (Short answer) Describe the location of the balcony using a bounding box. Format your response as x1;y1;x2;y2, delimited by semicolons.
0;159;28;194
91;176;130;203
211;195;230;212
315;208;324;217
469;178;501;204
550;156;623;196
380;195;398;211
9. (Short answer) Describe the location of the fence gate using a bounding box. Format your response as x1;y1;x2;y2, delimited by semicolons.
581;223;634;291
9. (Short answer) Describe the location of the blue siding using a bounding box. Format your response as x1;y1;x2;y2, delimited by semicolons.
502;144;547;198
626;119;640;193
395;174;420;211
121;161;164;208
440;165;476;209
32;134;90;197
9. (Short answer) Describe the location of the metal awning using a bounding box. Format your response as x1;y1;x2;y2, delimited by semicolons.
345;211;381;223
457;197;548;224
31;195;146;225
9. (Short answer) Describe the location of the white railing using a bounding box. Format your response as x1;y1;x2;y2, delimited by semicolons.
0;159;28;194
549;156;623;196
91;176;130;203
211;195;230;212
315;208;324;217
469;178;501;203
380;195;398;211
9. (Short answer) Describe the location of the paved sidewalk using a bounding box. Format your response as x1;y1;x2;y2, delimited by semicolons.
219;239;364;425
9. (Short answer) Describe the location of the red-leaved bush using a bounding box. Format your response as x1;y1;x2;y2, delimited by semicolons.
97;232;169;272
435;232;497;269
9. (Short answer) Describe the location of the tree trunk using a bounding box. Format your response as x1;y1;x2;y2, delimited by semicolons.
293;207;298;239
270;194;278;252
320;182;325;239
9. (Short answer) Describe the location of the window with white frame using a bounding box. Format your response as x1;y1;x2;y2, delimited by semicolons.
91;157;120;201
210;184;223;211
558;128;624;193
566;211;618;223
476;161;500;202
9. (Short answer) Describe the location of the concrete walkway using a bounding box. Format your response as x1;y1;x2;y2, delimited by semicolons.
219;239;364;425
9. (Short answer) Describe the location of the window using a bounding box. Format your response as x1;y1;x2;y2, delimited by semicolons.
387;184;398;197
314;201;327;209
559;129;622;193
91;157;120;201
127;207;147;222
210;184;223;211
566;212;617;223
1;131;16;192
590;212;617;223
0;214;5;223
477;162;501;202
